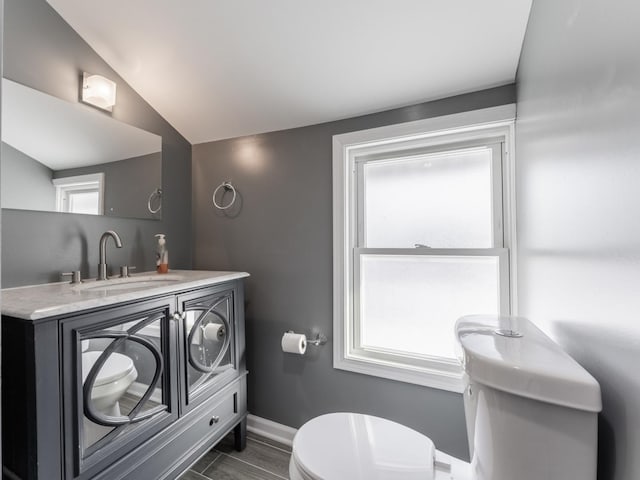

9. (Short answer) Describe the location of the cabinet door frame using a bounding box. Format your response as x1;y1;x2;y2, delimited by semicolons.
177;281;245;413
60;296;178;479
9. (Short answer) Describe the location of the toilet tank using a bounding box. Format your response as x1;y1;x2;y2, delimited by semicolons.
456;315;602;480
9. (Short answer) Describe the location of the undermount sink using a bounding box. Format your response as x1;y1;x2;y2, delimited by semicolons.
75;274;184;293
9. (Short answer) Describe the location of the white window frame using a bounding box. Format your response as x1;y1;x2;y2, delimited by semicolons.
333;105;517;393
53;173;105;215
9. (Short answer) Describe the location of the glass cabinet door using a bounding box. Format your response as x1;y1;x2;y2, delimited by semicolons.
62;298;177;478
181;289;236;406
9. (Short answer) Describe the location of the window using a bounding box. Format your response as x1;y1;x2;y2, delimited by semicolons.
333;105;516;392
53;173;104;215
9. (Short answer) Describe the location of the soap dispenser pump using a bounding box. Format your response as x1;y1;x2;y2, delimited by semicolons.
155;234;169;273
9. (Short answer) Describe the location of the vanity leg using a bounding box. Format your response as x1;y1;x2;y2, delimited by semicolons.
234;418;247;451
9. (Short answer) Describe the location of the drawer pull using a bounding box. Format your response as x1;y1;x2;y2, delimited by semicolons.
209;416;220;426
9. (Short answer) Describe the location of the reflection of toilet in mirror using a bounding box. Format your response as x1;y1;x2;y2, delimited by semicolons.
81;341;138;417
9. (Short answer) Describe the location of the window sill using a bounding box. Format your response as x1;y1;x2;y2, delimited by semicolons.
334;351;464;393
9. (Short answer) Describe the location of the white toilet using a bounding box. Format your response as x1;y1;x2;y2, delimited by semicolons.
81;347;138;417
290;315;602;480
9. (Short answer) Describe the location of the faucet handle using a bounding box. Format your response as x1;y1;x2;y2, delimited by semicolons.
119;265;136;278
61;271;82;284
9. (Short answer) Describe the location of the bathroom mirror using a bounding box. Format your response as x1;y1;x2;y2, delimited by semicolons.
1;78;163;220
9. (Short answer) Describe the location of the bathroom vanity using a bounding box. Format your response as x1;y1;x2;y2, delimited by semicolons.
1;270;249;480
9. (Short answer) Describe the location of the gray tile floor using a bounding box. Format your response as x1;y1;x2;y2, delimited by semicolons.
179;431;292;480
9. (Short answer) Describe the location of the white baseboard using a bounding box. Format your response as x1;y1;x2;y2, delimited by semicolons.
247;414;297;447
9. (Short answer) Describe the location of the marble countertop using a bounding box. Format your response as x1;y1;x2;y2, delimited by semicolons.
1;270;249;321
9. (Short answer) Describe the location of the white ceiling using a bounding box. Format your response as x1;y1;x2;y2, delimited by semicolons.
46;0;532;145
2;79;160;170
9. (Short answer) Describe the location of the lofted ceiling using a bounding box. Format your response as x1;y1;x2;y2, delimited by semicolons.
46;1;532;145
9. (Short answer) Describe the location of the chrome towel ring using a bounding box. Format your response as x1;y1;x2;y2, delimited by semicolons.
147;188;162;214
212;181;237;210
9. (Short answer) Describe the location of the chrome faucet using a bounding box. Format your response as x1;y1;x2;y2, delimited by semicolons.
97;230;123;280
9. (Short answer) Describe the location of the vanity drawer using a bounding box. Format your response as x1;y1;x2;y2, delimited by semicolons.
191;383;241;439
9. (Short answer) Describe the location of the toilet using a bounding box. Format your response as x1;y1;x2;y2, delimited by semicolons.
290;315;602;480
81;348;138;417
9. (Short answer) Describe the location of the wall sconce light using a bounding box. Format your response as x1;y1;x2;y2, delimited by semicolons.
81;72;117;111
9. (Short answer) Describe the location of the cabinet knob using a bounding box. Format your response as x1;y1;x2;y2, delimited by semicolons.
172;312;187;321
209;416;220;426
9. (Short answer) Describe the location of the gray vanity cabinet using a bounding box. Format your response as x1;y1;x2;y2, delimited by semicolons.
2;278;247;480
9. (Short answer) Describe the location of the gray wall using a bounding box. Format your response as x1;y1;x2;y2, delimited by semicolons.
516;1;640;479
1;0;4;468
1;142;55;211
55;152;162;219
1;0;192;287
193;84;515;459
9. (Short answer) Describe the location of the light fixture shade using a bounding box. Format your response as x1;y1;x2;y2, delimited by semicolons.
82;72;117;111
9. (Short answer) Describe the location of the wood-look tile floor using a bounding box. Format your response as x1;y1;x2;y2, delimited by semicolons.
179;431;292;480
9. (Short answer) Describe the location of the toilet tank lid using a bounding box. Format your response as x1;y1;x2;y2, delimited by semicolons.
456;315;602;412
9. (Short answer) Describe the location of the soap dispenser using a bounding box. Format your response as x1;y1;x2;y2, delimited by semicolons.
155;234;169;273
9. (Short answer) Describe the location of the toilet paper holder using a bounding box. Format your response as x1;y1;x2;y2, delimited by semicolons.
286;330;327;346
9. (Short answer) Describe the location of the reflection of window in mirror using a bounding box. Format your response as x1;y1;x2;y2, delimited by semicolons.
53;173;104;215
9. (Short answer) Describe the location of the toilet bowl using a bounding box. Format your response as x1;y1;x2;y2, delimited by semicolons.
82;350;138;417
290;315;602;480
290;412;470;480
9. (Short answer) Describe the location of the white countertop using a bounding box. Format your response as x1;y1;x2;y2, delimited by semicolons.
1;270;249;321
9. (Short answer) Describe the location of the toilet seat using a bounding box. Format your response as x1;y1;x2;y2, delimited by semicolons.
291;413;437;480
82;351;136;386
